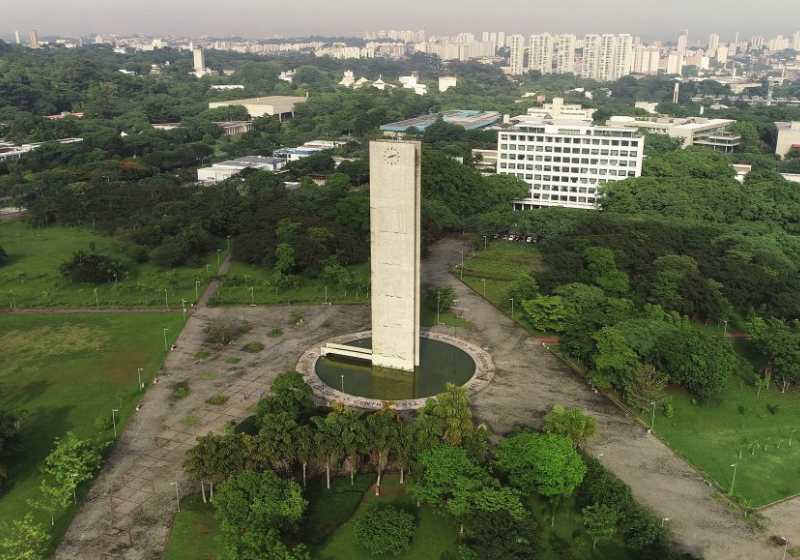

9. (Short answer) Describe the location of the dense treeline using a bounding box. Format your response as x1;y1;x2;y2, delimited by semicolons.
182;370;689;559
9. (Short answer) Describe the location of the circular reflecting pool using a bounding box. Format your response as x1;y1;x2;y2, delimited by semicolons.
315;337;475;400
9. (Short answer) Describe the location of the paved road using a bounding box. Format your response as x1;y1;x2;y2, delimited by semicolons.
425;236;778;560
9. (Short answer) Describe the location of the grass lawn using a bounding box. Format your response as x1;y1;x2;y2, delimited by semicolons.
459;241;553;336
163;494;224;560
0;221;223;309
632;349;800;508
528;495;635;560
312;474;460;560
211;262;371;306
0;312;186;553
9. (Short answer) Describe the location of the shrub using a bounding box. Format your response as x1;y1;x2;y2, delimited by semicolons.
354;505;416;556
225;357;241;365
738;405;749;415
768;404;781;416
223;420;236;434
94;415;113;432
204;319;249;346
173;383;191;399
289;310;303;326
207;394;229;406
662;403;674;418
182;415;199;427
59;251;125;283
244;341;265;353
268;328;284;338
201;372;217;380
194;349;211;360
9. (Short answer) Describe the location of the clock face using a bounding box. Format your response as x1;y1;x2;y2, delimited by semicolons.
383;146;400;165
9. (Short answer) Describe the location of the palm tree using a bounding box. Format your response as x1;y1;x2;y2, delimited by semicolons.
258;412;297;474
393;421;413;485
312;414;344;490
434;383;473;446
292;424;316;489
184;434;216;503
366;411;398;496
340;410;367;486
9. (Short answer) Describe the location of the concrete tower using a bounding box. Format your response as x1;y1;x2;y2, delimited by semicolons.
14;31;20;44
368;140;421;371
29;30;39;49
193;48;206;75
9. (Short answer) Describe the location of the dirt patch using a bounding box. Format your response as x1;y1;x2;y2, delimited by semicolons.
0;324;109;360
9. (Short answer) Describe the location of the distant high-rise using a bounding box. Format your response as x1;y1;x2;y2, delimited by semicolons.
29;30;39;49
707;34;719;57
793;31;800;51
716;45;729;64
529;33;554;74
583;34;632;81
193;48;206;75
498;32;506;49
633;45;660;75
482;31;489;43
677;29;688;54
508;35;525;75
14;31;20;44
554;34;576;74
667;52;684;76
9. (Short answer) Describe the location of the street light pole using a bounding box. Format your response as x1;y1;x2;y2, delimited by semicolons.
790;429;797;447
437;293;441;325
782;537;789;560
341;374;344;394
195;280;200;301
730;463;737;494
723;320;728;336
650;401;657;429
250;286;255;307
509;298;514;320
662;517;669;527
163;328;169;351
483;235;487;250
94;288;99;310
482;279;486;298
217;249;221;266
71;474;78;504
324;286;328;305
137;367;143;391
111;409;119;437
164;288;168;309
226;235;230;252
459;251;464;280
170;482;180;512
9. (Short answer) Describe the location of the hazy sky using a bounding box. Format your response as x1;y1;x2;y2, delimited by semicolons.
3;0;799;42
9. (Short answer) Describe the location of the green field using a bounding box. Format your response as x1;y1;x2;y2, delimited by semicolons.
0;221;221;309
633;344;800;508
163;494;224;560
459;241;551;335
0;312;186;552
211;261;371;306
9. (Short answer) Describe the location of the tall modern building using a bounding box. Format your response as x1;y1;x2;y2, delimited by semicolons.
612;34;635;80
193;48;206;75
667;52;684;76
508;35;526;76
14;31;20;44
29;30;39;49
498;31;506;49
716;45;729;64
581;34;632;81
554;34;576;74
582;34;601;79
677;29;689;54
793;32;800;51
633;45;660;75
707;34;720;57
497;116;644;210
529;33;554;74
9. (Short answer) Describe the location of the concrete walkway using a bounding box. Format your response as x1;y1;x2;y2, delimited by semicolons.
425;236;777;560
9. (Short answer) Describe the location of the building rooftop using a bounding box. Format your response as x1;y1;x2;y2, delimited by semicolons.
380;110;501;132
213;156;284;169
210;96;307;106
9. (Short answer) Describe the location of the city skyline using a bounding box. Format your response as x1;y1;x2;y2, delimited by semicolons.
2;0;799;43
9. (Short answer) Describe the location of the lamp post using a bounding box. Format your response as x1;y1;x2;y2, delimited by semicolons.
597;453;604;460
250;286;255;307
163;328;169;351
723;319;728;336
181;299;187;319
437;293;441;325
481;279;486;298
650;401;657;429
111;408;119;437
324;286;328;305
137;367;144;391
483;235;487;250
217;249;221;266
782;537;789;560
459;250;464;280
195;280;200;301
341;374;344;394
94;288;99;310
170;482;180;512
205;264;210;274
509;298;514;320
164;288;168;309
662;517;669;527
226;235;231;252
790;429;797;447
730;463;737;494
71;474;78;504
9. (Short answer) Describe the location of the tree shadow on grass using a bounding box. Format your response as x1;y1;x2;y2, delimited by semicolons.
0;404;74;496
2;378;53;409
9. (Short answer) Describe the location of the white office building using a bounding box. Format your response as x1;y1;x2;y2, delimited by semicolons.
197;156;286;185
508;35;526;75
677;29;689;54
554;34;577;74
529;33;554;74
497;116;644;210
633;45;660;75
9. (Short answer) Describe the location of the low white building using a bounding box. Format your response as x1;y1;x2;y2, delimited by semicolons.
526;98;596;121
606;116;741;152
208;96;307;120
776;122;800;158
439;76;458;92
197;156;285;185
273;140;345;162
497;116;644;210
